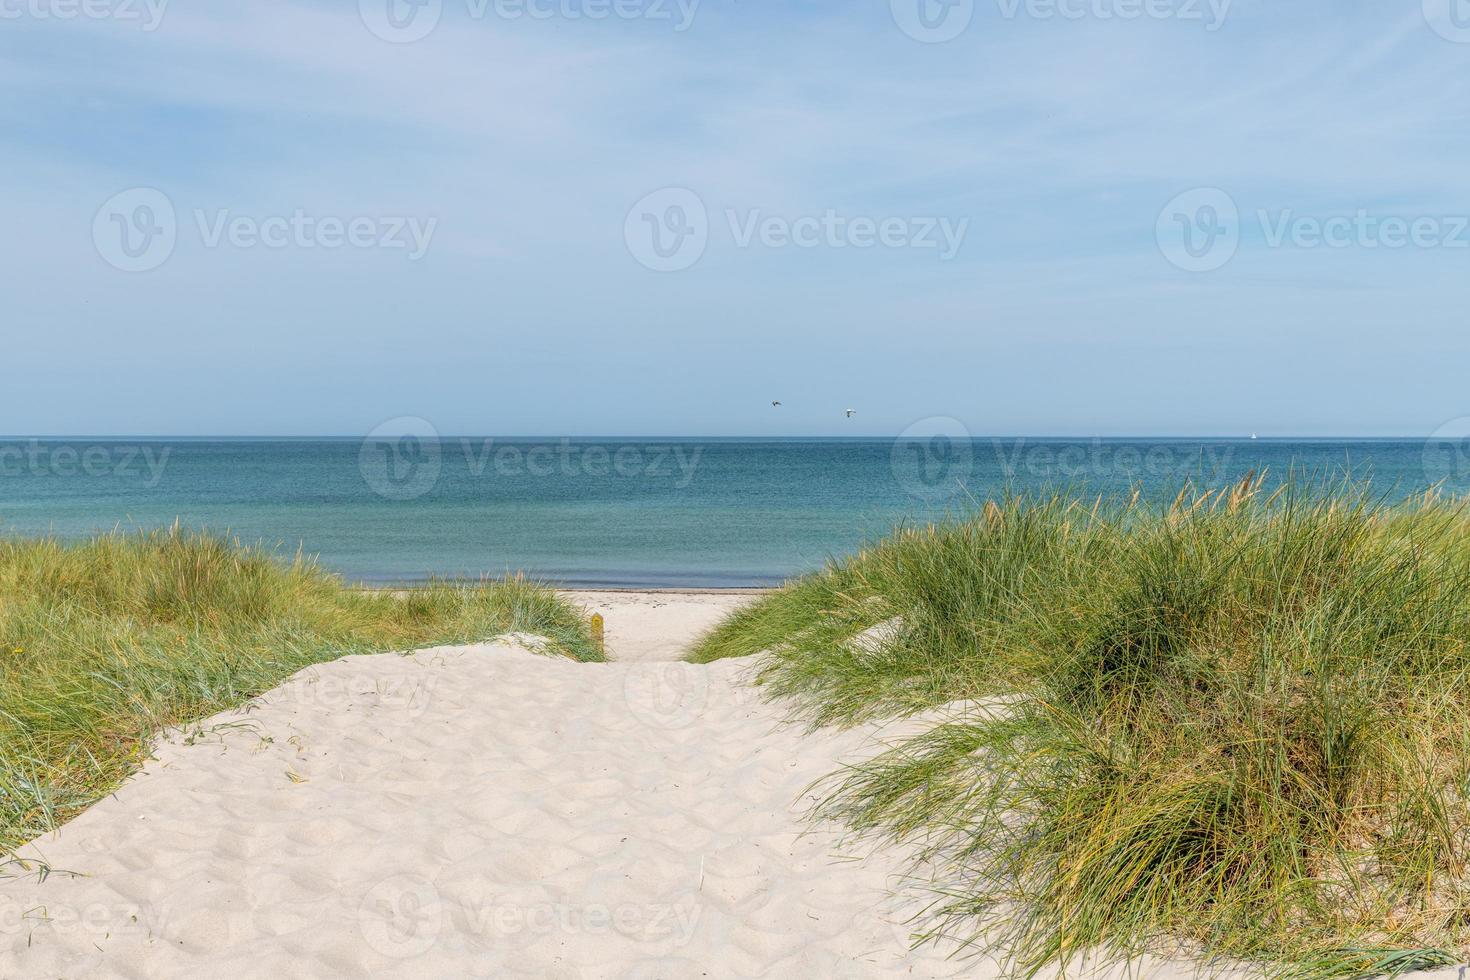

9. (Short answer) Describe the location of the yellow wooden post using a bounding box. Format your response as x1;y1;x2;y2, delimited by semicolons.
590;613;605;657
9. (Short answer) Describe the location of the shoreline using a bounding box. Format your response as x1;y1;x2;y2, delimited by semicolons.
356;585;777;596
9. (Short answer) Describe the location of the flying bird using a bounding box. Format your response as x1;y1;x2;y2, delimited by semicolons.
771;401;782;407
845;409;857;418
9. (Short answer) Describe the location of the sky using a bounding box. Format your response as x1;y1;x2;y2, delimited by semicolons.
2;0;1468;437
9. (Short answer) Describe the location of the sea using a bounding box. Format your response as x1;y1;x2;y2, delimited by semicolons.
0;437;1461;588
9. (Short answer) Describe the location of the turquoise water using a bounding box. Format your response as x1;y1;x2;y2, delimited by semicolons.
0;438;1457;587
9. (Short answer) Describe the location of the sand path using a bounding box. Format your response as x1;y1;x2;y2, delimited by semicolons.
0;593;976;978
560;590;757;663
3;593;1461;979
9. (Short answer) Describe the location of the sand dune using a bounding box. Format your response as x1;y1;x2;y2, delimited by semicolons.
1;594;1463;979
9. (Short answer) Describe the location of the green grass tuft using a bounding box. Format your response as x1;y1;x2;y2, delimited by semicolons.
691;479;1470;977
0;527;597;854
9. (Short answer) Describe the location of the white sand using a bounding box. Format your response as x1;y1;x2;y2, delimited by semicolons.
1;593;1462;979
561;590;758;664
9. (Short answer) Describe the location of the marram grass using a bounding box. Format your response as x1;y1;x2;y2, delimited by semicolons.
0;527;598;855
691;479;1470;978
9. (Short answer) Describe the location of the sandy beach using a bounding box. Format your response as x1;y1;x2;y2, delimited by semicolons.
1;591;964;978
1;592;1462;979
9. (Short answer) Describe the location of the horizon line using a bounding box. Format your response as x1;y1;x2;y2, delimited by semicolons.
0;433;1444;442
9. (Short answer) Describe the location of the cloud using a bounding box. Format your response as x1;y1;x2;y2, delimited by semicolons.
1;0;1466;434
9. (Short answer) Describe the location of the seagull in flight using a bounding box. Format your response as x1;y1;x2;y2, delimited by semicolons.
771;401;782;407
845;409;857;418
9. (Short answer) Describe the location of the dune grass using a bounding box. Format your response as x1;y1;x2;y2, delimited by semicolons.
0;527;597;855
690;479;1470;978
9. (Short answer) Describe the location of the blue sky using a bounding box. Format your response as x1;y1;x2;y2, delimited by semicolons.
2;0;1468;436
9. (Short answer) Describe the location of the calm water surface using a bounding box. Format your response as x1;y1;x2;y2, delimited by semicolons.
0;438;1453;587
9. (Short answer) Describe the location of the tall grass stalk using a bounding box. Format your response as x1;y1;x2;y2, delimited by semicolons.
691;479;1470;977
0;527;596;854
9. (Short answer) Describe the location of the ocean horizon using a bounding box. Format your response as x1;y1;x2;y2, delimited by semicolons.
0;436;1462;588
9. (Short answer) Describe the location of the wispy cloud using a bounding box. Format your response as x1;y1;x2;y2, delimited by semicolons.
1;1;1466;435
